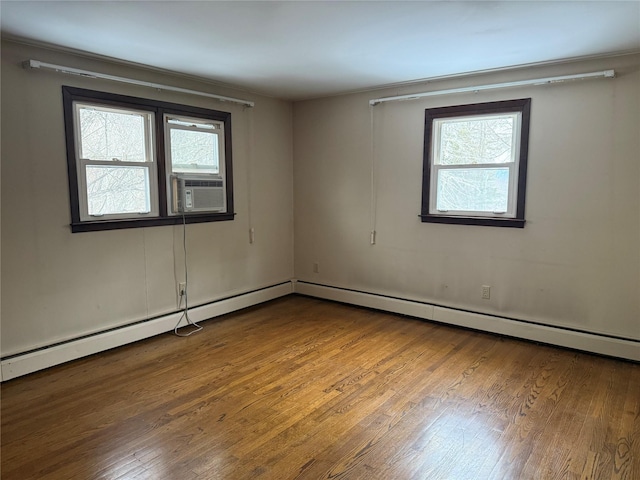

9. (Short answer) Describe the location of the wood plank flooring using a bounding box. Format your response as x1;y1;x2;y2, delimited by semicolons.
2;295;639;479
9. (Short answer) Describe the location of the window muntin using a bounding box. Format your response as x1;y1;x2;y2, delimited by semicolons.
421;99;531;227
63;86;235;232
74;102;158;221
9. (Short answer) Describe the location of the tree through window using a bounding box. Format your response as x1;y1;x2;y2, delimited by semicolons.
421;98;531;227
63;86;235;232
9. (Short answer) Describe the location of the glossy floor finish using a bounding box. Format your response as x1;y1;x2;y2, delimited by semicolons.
2;296;638;479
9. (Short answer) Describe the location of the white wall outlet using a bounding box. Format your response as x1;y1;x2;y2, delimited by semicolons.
178;282;186;296
481;285;491;300
313;262;319;273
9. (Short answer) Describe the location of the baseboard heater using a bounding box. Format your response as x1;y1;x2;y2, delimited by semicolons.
293;280;639;362
1;282;294;381
3;279;636;381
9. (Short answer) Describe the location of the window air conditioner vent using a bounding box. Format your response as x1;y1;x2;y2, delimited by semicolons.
184;179;224;188
171;175;225;214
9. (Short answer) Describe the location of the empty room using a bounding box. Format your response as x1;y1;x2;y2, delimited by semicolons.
1;1;639;479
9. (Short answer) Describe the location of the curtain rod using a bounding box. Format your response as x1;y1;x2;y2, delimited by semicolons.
24;59;255;108
369;69;615;106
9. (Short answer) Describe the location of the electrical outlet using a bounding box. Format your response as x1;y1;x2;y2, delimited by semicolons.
313;262;319;273
178;282;186;296
481;285;491;300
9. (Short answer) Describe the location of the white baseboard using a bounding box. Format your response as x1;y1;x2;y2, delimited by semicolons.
294;281;639;362
3;279;636;381
1;282;293;381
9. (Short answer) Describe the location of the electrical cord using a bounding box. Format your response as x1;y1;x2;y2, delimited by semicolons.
173;209;203;337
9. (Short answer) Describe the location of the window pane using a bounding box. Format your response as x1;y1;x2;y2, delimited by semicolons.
86;165;151;215
438;115;515;165
170;129;219;174
79;107;148;162
436;168;509;212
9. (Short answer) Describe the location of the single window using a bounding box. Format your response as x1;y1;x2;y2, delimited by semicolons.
63;87;235;232
74;103;158;221
421;98;531;227
165;114;227;215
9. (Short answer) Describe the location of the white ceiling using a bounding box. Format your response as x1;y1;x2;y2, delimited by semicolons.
1;1;639;100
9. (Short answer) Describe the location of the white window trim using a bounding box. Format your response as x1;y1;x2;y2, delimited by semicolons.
163;114;227;216
164;114;225;175
420;98;531;228
428;112;523;219
73;102;159;222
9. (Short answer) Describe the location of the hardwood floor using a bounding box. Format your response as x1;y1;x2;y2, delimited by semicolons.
2;295;638;479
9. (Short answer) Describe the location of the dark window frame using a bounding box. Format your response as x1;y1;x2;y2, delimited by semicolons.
420;98;531;228
62;86;235;232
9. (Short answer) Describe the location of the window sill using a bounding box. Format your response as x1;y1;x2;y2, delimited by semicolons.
419;214;525;228
71;213;236;233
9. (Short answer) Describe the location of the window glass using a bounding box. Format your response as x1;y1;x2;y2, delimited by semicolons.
421;98;531;227
78;107;149;162
436;168;509;212
86;165;151;215
169;128;219;174
437;115;516;165
63;86;235;232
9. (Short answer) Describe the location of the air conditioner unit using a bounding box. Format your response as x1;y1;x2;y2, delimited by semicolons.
171;175;225;213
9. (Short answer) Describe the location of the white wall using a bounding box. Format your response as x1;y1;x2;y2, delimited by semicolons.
293;54;640;342
1;40;294;357
2;40;638;366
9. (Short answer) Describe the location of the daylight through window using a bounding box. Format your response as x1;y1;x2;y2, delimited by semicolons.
421;99;531;227
76;104;157;219
63;86;234;232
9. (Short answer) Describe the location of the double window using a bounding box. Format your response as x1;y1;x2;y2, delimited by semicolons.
63;87;234;232
421;98;531;227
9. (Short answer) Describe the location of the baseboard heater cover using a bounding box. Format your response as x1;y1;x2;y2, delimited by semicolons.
293;281;639;362
1;282;293;381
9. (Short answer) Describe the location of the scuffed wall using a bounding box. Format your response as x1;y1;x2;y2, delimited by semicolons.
1;41;294;356
293;54;640;341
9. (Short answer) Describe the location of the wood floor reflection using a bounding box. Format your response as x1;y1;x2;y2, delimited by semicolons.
2;295;639;479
